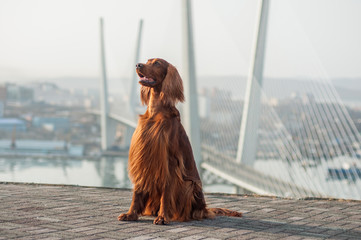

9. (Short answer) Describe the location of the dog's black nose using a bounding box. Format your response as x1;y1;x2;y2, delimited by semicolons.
136;63;143;69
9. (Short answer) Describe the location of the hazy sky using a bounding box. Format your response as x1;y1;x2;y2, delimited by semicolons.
0;0;361;83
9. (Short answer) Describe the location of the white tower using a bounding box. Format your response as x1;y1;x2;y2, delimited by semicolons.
182;0;202;168
129;19;144;114
99;17;111;151
236;0;270;165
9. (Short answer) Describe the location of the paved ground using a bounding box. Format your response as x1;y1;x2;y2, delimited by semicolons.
1;182;361;240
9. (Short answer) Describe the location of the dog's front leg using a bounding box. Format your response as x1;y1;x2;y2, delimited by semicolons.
118;190;147;221
153;185;170;225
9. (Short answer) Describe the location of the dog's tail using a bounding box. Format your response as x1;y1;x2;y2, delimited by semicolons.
208;208;242;217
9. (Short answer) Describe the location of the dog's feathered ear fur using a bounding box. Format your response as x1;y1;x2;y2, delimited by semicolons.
160;64;184;106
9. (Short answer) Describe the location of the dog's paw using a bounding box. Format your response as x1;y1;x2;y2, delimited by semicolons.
118;213;138;221
153;216;169;225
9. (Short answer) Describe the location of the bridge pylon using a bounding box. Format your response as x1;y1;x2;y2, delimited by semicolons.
236;0;270;166
99;17;116;151
129;19;144;115
182;0;202;169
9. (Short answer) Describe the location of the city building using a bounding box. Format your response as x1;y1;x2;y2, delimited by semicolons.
6;84;34;105
0;140;84;156
0;102;4;118
0;85;6;117
32;117;70;131
0;118;27;132
0;85;6;102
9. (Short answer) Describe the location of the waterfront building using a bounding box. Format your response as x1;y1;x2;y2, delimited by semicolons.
0;140;83;156
0;118;26;132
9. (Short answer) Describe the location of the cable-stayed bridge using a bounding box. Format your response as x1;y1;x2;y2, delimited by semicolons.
93;0;361;200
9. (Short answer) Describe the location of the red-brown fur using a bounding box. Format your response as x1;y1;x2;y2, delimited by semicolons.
118;58;242;224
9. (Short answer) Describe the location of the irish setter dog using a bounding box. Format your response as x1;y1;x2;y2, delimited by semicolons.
118;58;242;225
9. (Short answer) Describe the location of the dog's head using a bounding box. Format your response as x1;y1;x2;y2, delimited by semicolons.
136;58;184;106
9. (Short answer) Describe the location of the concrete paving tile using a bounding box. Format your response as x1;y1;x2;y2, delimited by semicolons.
1;183;361;240
179;235;206;240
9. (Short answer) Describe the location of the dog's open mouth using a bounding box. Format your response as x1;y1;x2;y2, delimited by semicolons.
138;72;156;85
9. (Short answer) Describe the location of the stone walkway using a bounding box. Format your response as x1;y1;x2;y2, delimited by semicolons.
1;182;361;240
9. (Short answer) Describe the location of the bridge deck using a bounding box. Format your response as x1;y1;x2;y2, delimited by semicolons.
90;110;321;198
202;145;321;198
1;182;361;240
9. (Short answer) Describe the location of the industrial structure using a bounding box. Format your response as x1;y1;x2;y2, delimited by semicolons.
96;0;361;200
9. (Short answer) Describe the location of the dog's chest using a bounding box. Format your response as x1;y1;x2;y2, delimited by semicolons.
128;115;173;178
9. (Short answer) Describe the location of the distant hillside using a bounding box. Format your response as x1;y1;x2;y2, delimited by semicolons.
332;78;361;91
6;75;361;106
28;76;131;95
197;76;361;106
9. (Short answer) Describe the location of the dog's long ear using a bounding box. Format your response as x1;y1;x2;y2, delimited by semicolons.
160;64;184;106
140;85;151;105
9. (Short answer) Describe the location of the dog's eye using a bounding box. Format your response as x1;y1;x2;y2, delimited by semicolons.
154;61;160;66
